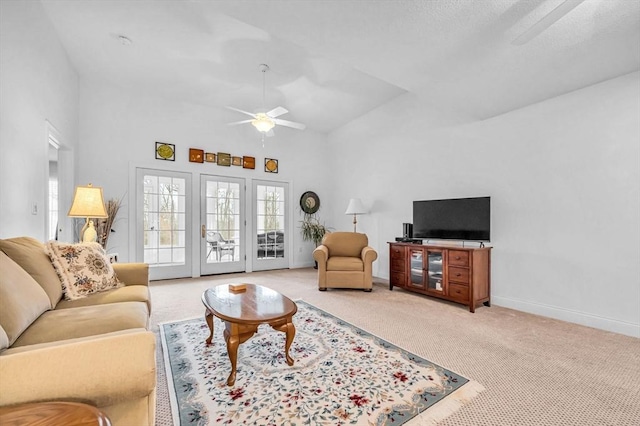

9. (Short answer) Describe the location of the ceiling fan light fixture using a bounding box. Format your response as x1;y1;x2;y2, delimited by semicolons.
251;113;275;133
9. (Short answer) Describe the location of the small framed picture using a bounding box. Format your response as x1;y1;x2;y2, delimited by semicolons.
265;158;278;173
189;148;204;163
217;152;231;166
205;153;216;163
232;156;242;166
155;142;175;161
243;156;256;169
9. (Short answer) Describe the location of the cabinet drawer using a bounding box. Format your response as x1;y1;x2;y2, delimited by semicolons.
390;271;405;287
448;250;469;266
448;266;470;284
448;283;469;302
390;246;405;260
391;258;406;272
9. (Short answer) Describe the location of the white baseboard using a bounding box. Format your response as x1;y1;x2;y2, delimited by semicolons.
492;296;640;338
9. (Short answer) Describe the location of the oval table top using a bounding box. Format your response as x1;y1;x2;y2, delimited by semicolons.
202;283;297;324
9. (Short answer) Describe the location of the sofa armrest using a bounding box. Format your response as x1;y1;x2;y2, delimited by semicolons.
113;263;149;287
312;245;329;265
0;330;156;407
361;246;378;264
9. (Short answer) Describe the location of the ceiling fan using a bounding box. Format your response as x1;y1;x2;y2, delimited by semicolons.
227;64;306;138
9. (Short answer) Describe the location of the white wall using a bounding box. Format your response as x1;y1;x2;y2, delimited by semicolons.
0;0;78;239
327;72;640;338
78;79;329;269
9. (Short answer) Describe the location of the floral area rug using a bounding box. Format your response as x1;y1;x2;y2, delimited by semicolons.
160;301;483;425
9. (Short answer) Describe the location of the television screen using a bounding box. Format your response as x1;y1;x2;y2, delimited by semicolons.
412;197;490;241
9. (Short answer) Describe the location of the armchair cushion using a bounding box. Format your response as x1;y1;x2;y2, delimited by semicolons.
327;256;363;271
322;232;368;257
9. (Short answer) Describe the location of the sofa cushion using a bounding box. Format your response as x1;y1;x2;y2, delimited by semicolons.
0;252;52;346
45;241;123;301
11;302;149;348
55;285;151;312
327;256;364;271
0;237;62;308
322;232;368;257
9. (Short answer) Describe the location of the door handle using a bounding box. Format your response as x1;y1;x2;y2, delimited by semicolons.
201;225;206;238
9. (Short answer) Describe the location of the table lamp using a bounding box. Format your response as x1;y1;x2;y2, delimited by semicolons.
68;183;108;243
345;198;367;232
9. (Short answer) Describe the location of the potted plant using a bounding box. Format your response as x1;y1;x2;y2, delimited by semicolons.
301;216;328;268
301;216;328;247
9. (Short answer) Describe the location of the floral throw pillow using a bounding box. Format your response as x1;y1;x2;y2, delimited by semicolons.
45;241;123;300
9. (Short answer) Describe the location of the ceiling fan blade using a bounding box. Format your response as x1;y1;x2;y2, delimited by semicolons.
228;119;253;126
226;106;257;118
273;118;306;130
266;106;288;118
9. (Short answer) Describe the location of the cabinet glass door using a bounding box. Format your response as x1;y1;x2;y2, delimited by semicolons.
426;249;444;294
409;248;427;290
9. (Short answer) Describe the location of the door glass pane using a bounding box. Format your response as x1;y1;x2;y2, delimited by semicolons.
143;174;187;266
409;249;423;288
256;184;285;259
427;250;444;291
205;180;240;263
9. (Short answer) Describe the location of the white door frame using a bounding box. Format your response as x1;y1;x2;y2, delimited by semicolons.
200;174;246;275
135;168;192;280
251;179;290;271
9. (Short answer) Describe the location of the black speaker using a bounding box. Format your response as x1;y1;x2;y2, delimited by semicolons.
403;223;413;238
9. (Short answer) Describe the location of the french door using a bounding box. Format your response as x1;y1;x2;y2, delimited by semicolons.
135;170;289;279
200;175;245;275
252;180;289;271
136;169;192;280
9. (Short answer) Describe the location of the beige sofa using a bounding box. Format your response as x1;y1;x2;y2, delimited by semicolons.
313;232;378;291
0;237;156;425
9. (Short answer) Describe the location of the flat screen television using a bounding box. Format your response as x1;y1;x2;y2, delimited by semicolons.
412;197;490;242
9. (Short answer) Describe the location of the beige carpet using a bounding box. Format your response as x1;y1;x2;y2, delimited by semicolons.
150;268;640;426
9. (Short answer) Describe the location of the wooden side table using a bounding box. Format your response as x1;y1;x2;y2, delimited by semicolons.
0;401;111;426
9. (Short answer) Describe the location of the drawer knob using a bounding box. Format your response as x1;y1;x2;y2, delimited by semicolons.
455;256;461;260
456;273;461;277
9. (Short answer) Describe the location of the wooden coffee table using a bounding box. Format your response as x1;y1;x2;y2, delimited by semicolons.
0;401;110;426
201;283;297;386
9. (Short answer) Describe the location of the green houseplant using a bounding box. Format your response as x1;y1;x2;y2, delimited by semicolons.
300;216;328;247
301;215;329;268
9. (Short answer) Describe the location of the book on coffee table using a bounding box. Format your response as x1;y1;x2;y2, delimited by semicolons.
229;283;247;292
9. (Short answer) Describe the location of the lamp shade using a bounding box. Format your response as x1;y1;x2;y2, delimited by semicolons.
345;198;367;215
68;184;108;218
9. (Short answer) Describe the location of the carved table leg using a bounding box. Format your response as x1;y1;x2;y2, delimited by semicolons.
204;310;214;345
284;319;296;366
224;328;240;387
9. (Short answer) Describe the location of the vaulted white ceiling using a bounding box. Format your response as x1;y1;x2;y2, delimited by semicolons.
41;0;640;133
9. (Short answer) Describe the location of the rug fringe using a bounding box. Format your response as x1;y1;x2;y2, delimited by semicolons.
410;380;485;425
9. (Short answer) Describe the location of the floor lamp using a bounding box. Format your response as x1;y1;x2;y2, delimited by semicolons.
345;198;367;232
68;183;108;243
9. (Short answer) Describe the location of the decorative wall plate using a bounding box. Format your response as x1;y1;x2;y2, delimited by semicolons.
217;152;231;166
156;142;175;161
243;156;256;169
189;148;204;163
265;158;278;173
205;153;216;163
232;156;242;166
300;191;320;214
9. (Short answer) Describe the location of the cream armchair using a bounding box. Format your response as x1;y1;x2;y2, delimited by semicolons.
313;232;378;291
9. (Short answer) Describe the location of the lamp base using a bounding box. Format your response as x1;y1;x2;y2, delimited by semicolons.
81;219;98;243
